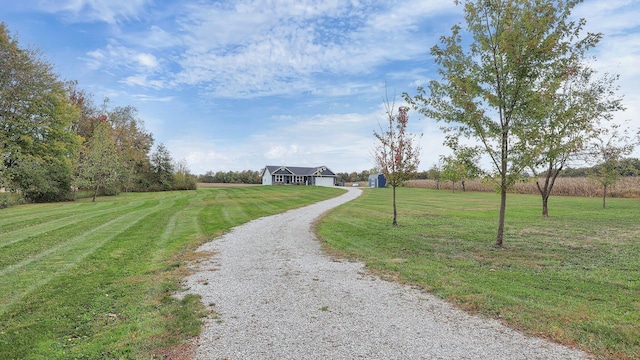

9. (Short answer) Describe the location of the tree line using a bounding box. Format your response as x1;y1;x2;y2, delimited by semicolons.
197;170;262;184
0;23;195;207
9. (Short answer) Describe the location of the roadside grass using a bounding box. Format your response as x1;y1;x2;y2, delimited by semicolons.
0;186;343;359
317;188;640;360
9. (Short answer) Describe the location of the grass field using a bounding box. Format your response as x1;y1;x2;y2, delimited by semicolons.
317;187;640;359
0;186;343;359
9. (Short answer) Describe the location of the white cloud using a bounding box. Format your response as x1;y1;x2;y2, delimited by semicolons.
130;94;175;102
135;53;159;69
38;0;150;24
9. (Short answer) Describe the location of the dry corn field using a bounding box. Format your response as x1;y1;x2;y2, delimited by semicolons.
404;176;640;198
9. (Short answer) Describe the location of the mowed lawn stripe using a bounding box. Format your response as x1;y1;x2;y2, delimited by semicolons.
0;201;96;229
0;200;147;249
0;195;182;315
149;190;209;265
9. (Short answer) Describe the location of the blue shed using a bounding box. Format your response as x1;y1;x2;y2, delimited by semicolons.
368;173;386;188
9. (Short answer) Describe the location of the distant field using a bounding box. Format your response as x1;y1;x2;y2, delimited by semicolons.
317;187;640;359
0;186;343;359
406;176;640;198
196;182;261;188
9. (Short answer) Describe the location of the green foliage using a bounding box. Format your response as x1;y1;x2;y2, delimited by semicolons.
0;186;343;359
108;104;154;194
75;122;122;201
335;170;374;184
440;142;482;191
318;188;640;359
173;159;197;190
198;169;262;184
587;123;640;208
149;143;174;191
1;23;188;202
560;157;640;177
1;23;81;202
405;0;600;245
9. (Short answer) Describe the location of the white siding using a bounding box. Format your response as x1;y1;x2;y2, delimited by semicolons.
262;169;272;185
314;177;334;187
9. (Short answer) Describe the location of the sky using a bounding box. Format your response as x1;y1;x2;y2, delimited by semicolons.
2;0;640;175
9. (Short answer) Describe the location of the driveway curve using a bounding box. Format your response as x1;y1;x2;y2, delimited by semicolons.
185;187;588;359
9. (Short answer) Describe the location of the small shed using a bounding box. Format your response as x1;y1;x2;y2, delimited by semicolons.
368;173;386;188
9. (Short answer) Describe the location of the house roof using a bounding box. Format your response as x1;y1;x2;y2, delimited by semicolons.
262;165;336;177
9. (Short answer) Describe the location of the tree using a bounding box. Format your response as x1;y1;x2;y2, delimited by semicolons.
373;101;421;227
406;0;599;246
1;23;81;202
426;163;443;189
441;141;482;192
522;57;623;216
441;155;462;191
108;105;154;195
67;81;104;141
76;121;121;202
587;123;639;208
173;159;197;190
150;143;174;191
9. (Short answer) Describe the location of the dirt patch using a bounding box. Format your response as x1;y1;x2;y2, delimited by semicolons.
153;339;197;360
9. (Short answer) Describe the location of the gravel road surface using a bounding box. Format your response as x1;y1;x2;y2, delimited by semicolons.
184;188;588;359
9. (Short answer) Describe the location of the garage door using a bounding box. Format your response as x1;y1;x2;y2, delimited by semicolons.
315;177;335;187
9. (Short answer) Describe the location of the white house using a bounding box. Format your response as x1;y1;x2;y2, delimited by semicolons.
261;165;337;187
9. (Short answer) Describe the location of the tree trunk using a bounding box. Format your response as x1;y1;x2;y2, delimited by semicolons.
496;126;508;247
496;186;506;247
462;180;466;192
536;165;561;218
392;185;398;227
602;185;607;209
92;180;102;202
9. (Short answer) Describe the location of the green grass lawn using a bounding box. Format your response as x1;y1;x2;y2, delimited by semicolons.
317;188;640;359
0;186;343;359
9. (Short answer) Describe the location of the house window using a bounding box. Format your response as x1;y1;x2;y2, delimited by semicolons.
295;176;303;183
275;175;283;183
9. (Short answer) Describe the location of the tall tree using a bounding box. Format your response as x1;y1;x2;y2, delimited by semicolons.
75;121;121;201
108;105;154;195
406;0;600;246
373;101;421;227
150;143;174;191
0;23;81;202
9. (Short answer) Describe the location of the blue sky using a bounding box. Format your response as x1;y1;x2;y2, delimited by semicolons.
2;0;639;174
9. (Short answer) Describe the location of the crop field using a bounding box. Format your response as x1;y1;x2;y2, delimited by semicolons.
406;176;640;199
317;187;640;359
0;186;343;359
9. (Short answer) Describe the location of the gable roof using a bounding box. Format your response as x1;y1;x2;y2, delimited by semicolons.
262;165;336;177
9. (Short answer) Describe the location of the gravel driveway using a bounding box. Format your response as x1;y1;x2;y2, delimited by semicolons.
184;188;588;359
